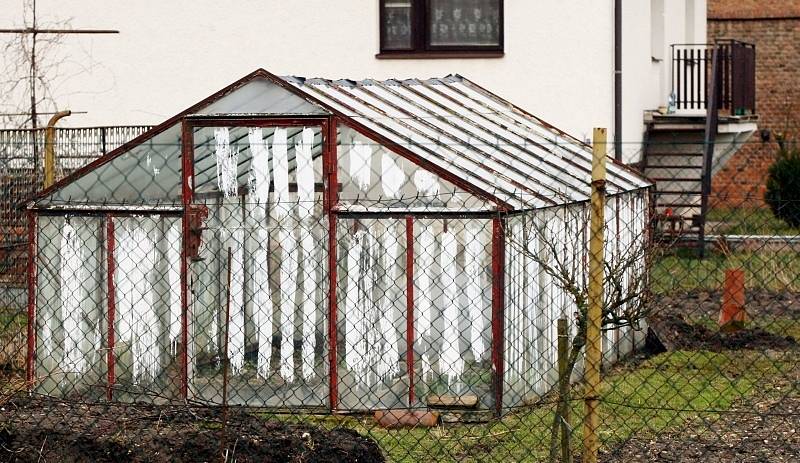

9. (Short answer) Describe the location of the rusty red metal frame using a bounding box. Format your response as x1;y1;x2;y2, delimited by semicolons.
179;120;194;399
491;216;505;416
182;115;331;404
106;215;116;401
324;118;339;412
406;216;415;406
25;211;36;389
27;69;313;206
185;116;329;127
29;68;515;217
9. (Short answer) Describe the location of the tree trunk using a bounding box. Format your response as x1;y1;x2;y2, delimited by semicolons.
548;334;585;463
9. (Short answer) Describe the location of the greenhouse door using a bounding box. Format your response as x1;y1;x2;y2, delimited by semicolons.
183;118;332;409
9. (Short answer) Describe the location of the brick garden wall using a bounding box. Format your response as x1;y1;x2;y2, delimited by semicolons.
708;1;800;207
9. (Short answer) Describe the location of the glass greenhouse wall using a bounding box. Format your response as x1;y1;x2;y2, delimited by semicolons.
24;70;652;415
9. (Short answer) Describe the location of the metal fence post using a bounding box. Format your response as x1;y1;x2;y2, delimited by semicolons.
583;127;607;463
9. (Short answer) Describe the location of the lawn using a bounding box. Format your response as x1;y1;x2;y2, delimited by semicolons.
255;348;796;462
706;207;799;236
651;248;800;293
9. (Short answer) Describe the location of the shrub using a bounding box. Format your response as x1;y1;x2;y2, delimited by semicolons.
765;146;800;228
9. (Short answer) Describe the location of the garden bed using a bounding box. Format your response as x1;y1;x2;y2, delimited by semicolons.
0;396;385;463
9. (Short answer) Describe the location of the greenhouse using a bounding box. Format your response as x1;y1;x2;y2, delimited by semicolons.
25;69;651;414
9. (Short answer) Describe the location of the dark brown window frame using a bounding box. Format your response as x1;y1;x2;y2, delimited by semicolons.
378;0;504;58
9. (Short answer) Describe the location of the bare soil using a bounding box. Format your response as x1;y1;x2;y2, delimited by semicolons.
648;312;797;351
653;289;800;321
0;396;385;463
602;371;800;462
648;289;798;352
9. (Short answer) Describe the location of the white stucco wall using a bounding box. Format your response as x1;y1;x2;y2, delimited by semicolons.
0;0;705;164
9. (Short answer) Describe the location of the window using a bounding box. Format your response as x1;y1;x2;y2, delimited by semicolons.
379;0;503;57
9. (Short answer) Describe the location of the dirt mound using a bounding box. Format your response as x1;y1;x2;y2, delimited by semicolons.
648;313;797;352
0;396;385;463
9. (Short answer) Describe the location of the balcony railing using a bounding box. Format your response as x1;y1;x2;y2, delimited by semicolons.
671;40;756;115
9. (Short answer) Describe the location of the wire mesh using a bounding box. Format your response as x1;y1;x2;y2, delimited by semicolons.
0;129;798;462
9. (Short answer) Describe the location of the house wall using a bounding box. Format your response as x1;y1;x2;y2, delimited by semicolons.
708;0;800;206
0;1;705;165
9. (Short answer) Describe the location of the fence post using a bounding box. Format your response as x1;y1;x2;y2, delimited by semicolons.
557;318;572;463
583;127;607;463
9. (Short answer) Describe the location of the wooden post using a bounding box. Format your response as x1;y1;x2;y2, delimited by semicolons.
557;318;573;463
583;128;607;463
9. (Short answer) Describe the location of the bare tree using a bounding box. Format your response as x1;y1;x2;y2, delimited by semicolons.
506;201;655;462
0;0;71;129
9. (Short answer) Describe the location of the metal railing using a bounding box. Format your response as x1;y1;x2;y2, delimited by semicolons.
0;125;152;283
0;125;152;170
671;40;756;115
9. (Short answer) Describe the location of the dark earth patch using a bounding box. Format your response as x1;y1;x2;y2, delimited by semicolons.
0;396;385;463
648;313;797;351
653;289;800;320
648;289;798;352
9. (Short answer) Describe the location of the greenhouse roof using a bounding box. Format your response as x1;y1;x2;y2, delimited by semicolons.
31;69;650;211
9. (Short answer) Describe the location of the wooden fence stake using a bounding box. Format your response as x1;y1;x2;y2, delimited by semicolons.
557;318;573;463
583;127;607;463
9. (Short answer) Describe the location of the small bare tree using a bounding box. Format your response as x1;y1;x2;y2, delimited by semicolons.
507;200;655;462
0;0;71;129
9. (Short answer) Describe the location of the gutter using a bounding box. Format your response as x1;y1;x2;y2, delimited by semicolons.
614;0;622;162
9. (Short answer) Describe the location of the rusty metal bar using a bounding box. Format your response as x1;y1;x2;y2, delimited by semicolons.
698;48;721;257
406;216;415;407
491;215;505;417
325;118;339;412
106;214;116;401
179;119;194;399
43;111;71;188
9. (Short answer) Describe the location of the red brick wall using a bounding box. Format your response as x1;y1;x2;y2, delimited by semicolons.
708;0;800;20
708;2;800;207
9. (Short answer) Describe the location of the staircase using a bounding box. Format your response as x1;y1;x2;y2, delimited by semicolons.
644;130;706;242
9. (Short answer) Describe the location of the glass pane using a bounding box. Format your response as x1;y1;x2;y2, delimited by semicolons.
429;0;501;47
337;126;491;212
382;1;413;50
35;215;106;399
336;218;408;410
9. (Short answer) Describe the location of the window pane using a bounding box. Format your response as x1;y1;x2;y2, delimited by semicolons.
382;1;413;50
429;0;501;47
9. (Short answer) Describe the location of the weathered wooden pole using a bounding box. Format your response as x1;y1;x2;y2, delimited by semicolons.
557;318;573;463
583;127;607;463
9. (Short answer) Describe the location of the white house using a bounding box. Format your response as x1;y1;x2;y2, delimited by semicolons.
1;0;710;165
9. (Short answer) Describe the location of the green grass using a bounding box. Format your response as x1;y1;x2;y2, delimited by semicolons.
652;248;800;294
253;349;796;462
706;207;799;235
0;309;25;336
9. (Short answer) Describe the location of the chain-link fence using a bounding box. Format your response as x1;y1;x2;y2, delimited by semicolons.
1;126;798;462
